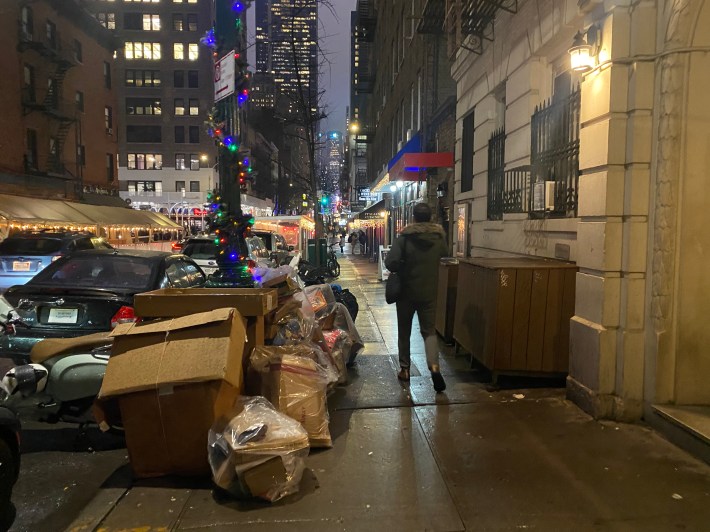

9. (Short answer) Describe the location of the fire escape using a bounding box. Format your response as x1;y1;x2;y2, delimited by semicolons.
419;0;519;57
18;17;79;176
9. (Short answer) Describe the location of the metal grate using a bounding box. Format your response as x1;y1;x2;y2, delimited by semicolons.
487;128;506;220
530;86;581;217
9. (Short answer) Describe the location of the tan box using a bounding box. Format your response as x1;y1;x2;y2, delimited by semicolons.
99;307;246;478
134;288;278;318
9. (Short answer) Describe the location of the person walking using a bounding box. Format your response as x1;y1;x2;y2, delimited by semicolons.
358;231;367;255
385;202;448;392
339;233;345;254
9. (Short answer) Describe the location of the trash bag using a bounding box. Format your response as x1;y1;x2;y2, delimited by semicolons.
304;284;336;320
333;287;358;322
321;329;352;384
208;396;310;502
319;302;364;366
250;348;333;448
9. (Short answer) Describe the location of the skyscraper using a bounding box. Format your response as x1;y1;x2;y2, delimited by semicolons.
254;0;318;116
323;131;343;195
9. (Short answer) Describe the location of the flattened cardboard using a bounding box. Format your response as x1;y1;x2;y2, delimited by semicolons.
30;331;112;364
134;288;278;318
99;307;246;398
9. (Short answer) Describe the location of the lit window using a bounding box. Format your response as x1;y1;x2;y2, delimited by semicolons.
142;14;160;31
174;98;185;116
188;43;198;61
173;43;184;60
125;42;161;60
188;98;198;116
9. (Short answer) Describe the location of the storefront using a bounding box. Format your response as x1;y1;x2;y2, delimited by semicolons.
253;215;315;255
350;200;387;259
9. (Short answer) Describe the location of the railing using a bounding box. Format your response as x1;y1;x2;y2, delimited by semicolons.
530;86;581;217
487;128;505;220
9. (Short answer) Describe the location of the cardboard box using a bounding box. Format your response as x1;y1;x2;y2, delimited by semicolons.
99;307;246;478
30;331;112;364
134;288;278;318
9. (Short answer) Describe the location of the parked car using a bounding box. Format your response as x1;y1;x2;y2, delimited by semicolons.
246;236;271;264
0;249;206;364
0;231;113;292
0;405;20;529
181;236;220;276
252;230;295;264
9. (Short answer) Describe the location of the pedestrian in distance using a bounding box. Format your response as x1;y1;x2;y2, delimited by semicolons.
385;202;448;392
339;234;345;254
358;231;367;255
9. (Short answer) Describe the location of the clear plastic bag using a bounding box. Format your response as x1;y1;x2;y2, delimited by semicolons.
319;302;365;366
208;396;310;502
249;347;333;448
304;284;336;319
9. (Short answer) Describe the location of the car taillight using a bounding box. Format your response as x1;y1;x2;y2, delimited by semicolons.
171;242;182;251
110;306;140;328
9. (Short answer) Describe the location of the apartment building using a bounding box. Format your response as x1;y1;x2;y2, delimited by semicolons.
0;0;119;200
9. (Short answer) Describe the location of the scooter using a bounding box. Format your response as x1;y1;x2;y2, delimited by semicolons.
0;331;111;426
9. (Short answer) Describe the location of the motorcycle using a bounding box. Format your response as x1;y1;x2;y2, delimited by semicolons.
1;327;111;427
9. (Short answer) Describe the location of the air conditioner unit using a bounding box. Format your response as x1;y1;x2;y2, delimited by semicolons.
406;129;414;141
397;140;403;151
106;128;113;135
544;181;556;211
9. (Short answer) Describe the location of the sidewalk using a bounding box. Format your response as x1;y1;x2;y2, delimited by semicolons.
67;252;710;532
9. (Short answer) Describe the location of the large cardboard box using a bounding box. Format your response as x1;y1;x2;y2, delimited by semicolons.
134;288;278;318
99;307;247;478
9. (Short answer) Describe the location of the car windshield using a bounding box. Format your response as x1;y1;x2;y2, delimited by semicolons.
0;238;62;255
254;232;273;250
182;241;217;260
30;254;155;291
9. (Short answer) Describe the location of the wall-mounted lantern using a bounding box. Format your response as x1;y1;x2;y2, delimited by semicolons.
568;25;600;73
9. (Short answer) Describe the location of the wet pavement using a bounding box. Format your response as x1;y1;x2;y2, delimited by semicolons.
7;251;710;531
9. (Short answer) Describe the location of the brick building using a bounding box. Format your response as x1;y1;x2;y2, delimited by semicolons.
0;0;119;200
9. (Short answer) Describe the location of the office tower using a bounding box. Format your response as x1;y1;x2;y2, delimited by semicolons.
255;0;318;116
323;131;342;195
87;0;217;216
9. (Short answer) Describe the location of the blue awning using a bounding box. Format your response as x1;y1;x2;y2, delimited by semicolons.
387;132;421;171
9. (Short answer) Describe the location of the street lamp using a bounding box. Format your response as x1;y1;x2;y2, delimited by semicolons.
349;122;360;134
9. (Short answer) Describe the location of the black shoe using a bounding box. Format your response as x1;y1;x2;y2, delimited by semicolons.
430;365;446;392
397;368;410;381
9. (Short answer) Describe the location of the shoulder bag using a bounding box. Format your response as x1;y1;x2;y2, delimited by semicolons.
385;236;407;304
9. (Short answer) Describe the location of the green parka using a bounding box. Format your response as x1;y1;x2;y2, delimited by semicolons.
385;222;448;302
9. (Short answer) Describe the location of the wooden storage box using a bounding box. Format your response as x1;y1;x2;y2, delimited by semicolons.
453;257;577;378
435;260;459;343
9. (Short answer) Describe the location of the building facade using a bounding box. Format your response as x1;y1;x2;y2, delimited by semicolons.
447;0;710;456
87;0;217;219
0;0;119;201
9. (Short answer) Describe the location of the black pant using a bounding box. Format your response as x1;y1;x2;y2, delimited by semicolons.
396;298;439;370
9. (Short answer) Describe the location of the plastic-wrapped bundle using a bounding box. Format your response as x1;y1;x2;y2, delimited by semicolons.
321;329;352;384
208;396;310;502
250;347;333;448
304;284;336;320
319;302;365;366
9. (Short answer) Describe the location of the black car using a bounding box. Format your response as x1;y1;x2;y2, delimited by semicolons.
0;406;20;529
0;231;113;292
0;249;206;364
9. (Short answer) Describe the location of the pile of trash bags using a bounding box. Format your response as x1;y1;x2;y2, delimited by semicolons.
209;265;364;502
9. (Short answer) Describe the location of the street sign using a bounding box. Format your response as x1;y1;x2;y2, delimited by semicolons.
214;50;236;102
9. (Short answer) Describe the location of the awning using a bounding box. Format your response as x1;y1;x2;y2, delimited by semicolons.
388;152;454;182
358;199;386;220
0;194;180;230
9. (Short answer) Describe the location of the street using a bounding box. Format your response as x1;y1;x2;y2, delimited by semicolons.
7;253;710;532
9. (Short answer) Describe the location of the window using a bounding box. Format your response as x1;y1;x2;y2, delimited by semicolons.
104;62;111;88
77;145;86;166
143;14;160;31
127;181;163;196
187;14;197;31
190;154;199;171
106;153;115;182
175;180;185;191
461;110;474;193
188;126;199;143
20;6;33;40
73;39;82;62
173;43;184;60
96;13;115;29
126;125;162;143
124;0;159;3
187;70;198;88
173;0;198;3
189;98;198;116
174;70;185;87
46;21;57;49
127;153;163;170
188;43;198;61
105;106;113;131
23;65;35;102
175;154;186;170
173;14;183;31
126;98;161;115
174;98;185;115
125;70;160;87
189;180;200;191
175;126;185;143
75;91;84;111
26;129;38;169
124;13;141;30
125;42;161;60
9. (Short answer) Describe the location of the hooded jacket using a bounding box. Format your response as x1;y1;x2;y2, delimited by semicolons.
385;222;448;302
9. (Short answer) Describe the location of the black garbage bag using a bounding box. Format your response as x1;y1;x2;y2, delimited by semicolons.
333;287;358;322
